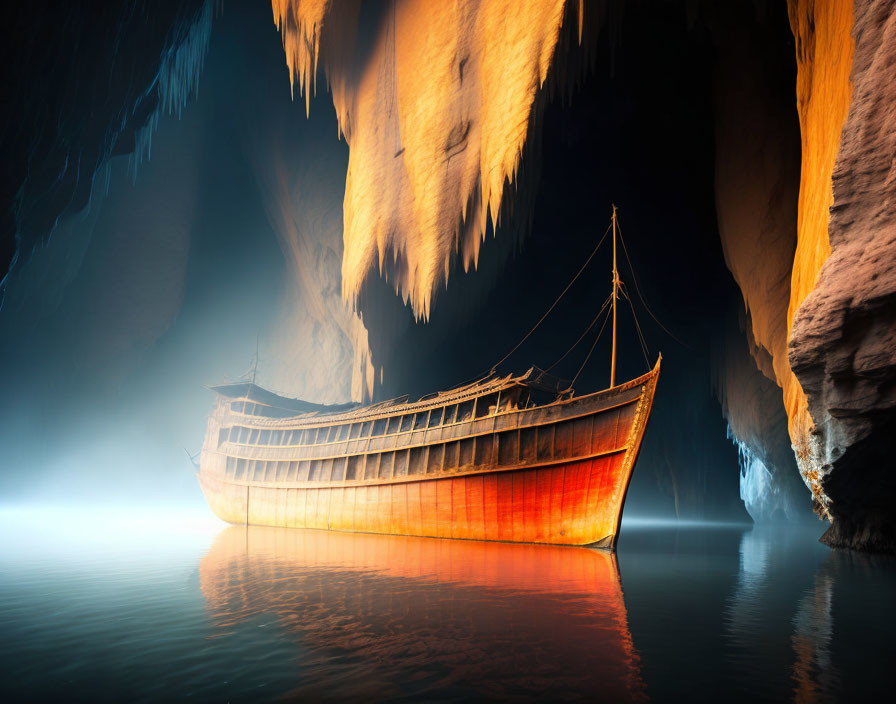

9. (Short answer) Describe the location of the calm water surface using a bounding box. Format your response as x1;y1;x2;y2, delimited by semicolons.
0;508;893;702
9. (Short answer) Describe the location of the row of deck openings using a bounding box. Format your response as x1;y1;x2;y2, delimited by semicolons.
224;437;494;483
225;442;484;483
222;413;607;484
223;389;523;447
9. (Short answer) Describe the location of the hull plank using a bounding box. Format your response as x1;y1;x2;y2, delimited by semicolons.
496;472;514;542
534;468;550;543
522;470;537;542
549;466;565;540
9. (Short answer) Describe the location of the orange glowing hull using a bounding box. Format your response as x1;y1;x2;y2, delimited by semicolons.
199;359;659;547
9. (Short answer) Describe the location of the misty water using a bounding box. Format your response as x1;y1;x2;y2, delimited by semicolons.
1;509;892;703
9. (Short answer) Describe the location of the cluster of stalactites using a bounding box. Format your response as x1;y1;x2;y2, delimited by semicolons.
131;0;215;176
271;0;572;319
727;423;805;523
270;0;332;114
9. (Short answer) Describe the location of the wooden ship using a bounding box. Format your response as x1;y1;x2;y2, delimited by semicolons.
198;208;660;547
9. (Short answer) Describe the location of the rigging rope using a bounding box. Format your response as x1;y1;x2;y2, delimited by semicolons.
570;300;613;388
545;292;614;373
620;284;651;368
457;206;672;394
616;219;690;349
488;221;612;373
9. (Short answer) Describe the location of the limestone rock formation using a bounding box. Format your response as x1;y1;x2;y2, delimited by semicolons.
784;0;855;514
789;0;896;551
713;0;896;545
271;0;570;318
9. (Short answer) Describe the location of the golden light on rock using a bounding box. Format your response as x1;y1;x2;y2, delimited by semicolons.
785;0;854;512
272;0;569;319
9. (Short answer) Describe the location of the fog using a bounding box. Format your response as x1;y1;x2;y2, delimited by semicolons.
0;2;807;524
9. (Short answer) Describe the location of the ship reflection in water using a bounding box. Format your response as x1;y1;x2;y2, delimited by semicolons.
1;510;894;702
199;526;646;701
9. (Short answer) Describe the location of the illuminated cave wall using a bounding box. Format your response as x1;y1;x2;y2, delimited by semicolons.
719;0;896;546
789;0;896;550
710;0;896;544
0;0;217;494
784;0;855;517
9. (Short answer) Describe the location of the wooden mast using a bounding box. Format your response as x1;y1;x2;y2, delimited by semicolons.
610;205;618;388
251;333;259;385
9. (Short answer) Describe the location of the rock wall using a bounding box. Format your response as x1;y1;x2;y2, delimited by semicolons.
785;0;856;515
789;0;896;550
714;0;896;545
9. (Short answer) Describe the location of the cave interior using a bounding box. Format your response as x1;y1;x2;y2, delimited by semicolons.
4;0;893;545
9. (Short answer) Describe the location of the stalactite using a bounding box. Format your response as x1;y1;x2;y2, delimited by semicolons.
728;427;779;522
271;0;572;319
712;307;804;522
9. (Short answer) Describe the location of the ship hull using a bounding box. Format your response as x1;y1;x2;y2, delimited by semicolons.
200;451;633;546
198;359;659;547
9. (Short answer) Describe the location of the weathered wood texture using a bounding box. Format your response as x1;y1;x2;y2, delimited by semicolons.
199;360;659;546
